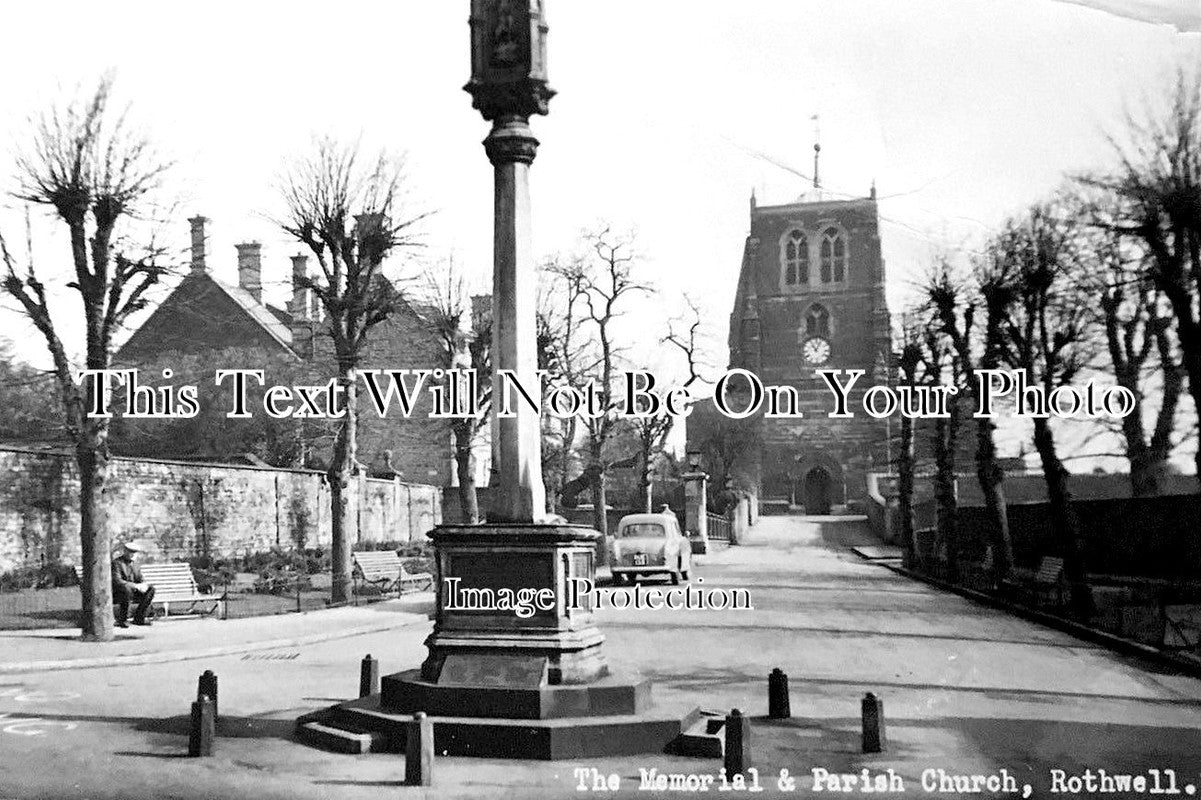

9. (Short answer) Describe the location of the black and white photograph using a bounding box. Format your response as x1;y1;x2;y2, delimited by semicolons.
0;1;1200;798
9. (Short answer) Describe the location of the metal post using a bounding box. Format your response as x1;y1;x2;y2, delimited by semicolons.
197;670;218;720
359;654;379;698
861;692;886;753
188;695;215;757
405;711;434;786
768;668;790;719
723;708;752;776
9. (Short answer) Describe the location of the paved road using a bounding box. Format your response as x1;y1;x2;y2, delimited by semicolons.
1;516;1199;799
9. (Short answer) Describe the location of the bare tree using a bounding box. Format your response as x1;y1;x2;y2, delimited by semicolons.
1080;198;1185;496
991;201;1099;617
630;296;708;512
1;76;170;641
422;264;490;523
895;333;923;570
277;137;427;604
921;324;964;583
551;227;650;547
1102;71;1201;488
927;263;1016;585
538;256;590;515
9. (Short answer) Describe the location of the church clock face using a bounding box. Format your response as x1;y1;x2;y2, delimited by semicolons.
803;337;831;365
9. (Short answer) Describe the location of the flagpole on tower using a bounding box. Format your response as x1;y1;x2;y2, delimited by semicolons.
812;114;821;189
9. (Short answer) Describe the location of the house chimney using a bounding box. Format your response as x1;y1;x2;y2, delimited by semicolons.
235;242;263;303
188;216;208;272
289;254;310;317
288;253;315;358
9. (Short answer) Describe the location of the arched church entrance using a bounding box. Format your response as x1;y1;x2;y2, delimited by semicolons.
802;468;833;515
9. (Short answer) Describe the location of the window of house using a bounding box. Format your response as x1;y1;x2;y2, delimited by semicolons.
820;227;847;284
782;229;808;287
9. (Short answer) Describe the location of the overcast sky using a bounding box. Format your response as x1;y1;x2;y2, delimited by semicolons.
0;0;1198;383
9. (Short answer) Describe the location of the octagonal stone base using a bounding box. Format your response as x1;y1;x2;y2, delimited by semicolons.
420;523;608;685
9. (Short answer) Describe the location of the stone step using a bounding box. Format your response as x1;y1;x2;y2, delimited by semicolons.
381;668;653;720
294;696;702;760
670;710;725;758
295;719;383;755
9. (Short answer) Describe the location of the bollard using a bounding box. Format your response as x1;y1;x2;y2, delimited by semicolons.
188;695;215;757
197;670;218;720
405;712;435;787
861;692;886;753
359;654;379;698
767;668;790;719
723;708;752;776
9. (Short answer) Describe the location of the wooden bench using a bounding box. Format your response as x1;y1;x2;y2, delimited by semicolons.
352;551;433;596
75;563;226;619
1163;605;1201;652
1004;556;1065;607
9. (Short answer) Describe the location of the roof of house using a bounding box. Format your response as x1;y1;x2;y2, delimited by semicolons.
115;269;298;363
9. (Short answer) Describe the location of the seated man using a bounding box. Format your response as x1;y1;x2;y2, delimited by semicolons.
111;541;156;628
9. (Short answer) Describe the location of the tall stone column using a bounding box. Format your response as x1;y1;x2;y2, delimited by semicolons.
305;2;703;759
485;113;547;523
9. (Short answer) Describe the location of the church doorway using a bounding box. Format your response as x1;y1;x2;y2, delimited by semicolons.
802;468;833;515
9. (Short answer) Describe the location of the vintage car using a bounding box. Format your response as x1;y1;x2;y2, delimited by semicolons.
608;512;692;584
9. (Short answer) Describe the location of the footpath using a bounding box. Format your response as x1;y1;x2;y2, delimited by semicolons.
0;594;432;674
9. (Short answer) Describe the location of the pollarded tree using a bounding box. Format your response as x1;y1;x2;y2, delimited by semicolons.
0;76;170;641
990;200;1100;618
277;138;427;603
421;264;490;523
926;263;1015;584
894;328;923;570
1077;194;1185;496
1103;71;1201;488
921;322;965;583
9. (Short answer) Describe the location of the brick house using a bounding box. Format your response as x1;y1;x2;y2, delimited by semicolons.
115;216;459;485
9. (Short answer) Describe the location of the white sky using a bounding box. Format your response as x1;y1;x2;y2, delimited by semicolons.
0;0;1198;388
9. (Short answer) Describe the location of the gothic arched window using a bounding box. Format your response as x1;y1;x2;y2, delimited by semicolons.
782;229;808;287
820;227;847;284
806;304;830;338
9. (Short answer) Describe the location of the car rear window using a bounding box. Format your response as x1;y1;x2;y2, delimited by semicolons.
618;523;665;538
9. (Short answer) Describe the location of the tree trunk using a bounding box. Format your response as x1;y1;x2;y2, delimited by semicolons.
591;470;609;566
974;417;1013;585
1031;417;1092;618
1128;449;1164;498
642;450;654;514
897;414;916;570
77;427;114;642
453;424;480;524
328;371;357;605
1160;289;1201;490
932;415;959;583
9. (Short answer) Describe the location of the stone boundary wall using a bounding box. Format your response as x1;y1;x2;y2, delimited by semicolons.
0;447;441;572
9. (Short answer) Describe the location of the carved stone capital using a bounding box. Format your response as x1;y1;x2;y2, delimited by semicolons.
465;77;556;123
483;114;540;165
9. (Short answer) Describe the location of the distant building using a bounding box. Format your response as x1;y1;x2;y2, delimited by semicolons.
115;216;458;485
687;185;892;513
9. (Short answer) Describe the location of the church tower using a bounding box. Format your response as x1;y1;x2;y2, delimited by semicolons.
725;181;892;512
